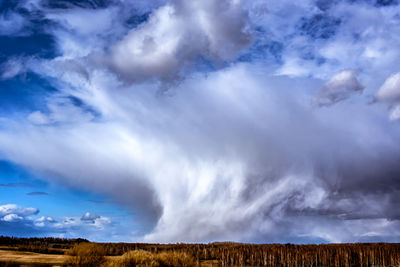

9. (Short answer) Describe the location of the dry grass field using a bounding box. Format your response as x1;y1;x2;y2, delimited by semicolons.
0;249;68;266
0;249;223;267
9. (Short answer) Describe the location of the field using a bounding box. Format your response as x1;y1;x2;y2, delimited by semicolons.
0;249;67;266
0;237;400;266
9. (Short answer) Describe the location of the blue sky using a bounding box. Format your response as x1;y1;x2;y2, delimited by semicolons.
0;160;141;241
0;0;400;243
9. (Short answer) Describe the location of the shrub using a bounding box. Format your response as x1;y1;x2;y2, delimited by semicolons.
105;250;196;267
107;250;159;267
157;251;196;267
65;242;106;267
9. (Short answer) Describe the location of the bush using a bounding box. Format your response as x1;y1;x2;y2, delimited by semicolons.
157;251;196;267
107;250;159;267
105;250;196;267
65;242;106;267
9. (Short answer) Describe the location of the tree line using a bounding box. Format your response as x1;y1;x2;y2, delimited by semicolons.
1;236;400;266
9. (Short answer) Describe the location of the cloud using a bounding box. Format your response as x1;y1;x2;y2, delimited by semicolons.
313;70;364;107
61;213;112;232
27;191;49;196
34;216;56;227
0;204;39;224
1;63;400;243
0;203;117;240
0;12;30;36
27;97;95;125
108;0;252;82
375;72;400;120
0;183;35;187
81;212;100;223
388;105;400;121
1;0;400;243
268;0;400;82
45;7;117;36
0;58;27;80
3;214;24;222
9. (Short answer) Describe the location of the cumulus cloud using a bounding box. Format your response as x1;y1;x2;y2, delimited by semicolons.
0;204;39;218
34;216;56;227
0;204;116;240
3;214;24;222
81;212;100;223
375;72;400;120
266;0;400;84
313;70;364;107
109;0;252;82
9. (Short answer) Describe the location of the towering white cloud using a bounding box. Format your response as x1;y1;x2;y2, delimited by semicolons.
1;63;400;242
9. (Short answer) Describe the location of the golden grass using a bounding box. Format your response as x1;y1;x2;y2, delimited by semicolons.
104;250;196;267
0;249;121;266
0;249;68;265
106;250;159;267
65;243;107;266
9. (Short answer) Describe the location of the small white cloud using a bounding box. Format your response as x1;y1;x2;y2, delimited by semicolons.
375;72;400;120
0;58;26;80
35;216;55;223
375;72;400;104
389;105;400;121
93;216;112;229
0;203;116;240
3;214;23;222
0;204;39;218
313;70;364;107
81;212;100;223
34;216;56;227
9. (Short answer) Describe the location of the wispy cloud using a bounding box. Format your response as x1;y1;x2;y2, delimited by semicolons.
27;191;49;196
0;183;35;188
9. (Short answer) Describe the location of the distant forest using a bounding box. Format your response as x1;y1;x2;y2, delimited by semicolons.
1;236;400;266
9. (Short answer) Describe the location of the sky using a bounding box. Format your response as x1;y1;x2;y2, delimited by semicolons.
0;0;400;243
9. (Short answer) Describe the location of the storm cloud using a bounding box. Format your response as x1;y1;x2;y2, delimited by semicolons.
0;0;400;243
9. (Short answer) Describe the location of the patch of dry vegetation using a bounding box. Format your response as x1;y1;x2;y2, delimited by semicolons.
105;250;196;267
157;251;196;267
0;249;67;266
65;243;106;267
65;246;196;267
106;250;159;267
